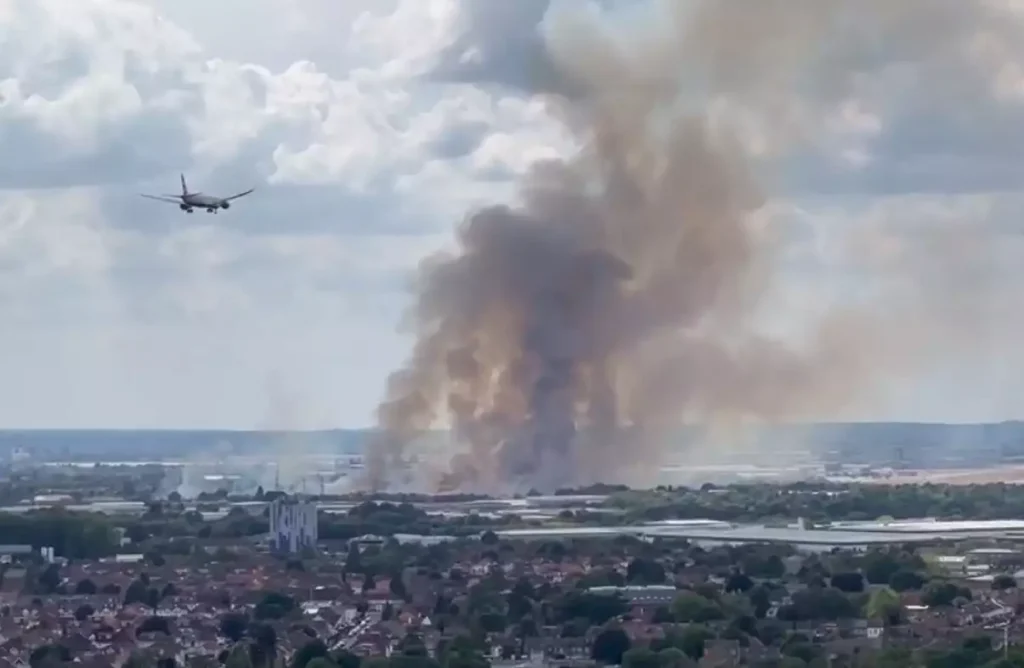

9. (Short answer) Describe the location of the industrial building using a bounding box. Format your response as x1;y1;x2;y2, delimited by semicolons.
268;498;318;554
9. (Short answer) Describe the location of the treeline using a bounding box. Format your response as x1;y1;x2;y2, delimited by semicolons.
610;482;1024;523
0;510;117;559
0;501;510;559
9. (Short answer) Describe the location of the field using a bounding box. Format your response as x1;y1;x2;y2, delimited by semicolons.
872;466;1024;485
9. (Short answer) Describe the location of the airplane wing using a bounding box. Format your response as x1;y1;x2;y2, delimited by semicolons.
223;187;255;202
141;194;183;204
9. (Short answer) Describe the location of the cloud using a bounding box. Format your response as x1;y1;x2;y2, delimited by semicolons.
0;0;1023;429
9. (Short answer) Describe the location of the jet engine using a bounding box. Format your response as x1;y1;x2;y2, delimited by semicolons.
221;201;231;210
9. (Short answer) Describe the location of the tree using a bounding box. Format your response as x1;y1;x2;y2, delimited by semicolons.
74;579;97;595
305;660;338;668
74;604;94;622
671;592;723;623
226;645;254;668
136;616;171;635
922;582;970;608
29;644;71;668
777;587;857;622
389;574;409;601
747;584;772;618
657;648;695;668
626;558;666;585
724;572;754;593
254;592;296;620
438;634;489;668
220;613;249;642
506;577;536;619
888;569;926;592
291;640;329;668
554;591;627;625
742;554;785;579
36;564;61;595
145;551;166;567
993;574;1017;591
591;628;631;665
123;579;149;606
0;512;116;559
333;650;361;668
344;543;363;573
249;622;278;668
830;572;865;593
863;552;902;586
477;612;506;634
622;648;661;668
866;588;901;626
652;606;674;623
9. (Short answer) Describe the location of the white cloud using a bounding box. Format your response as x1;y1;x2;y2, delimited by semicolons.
0;0;1023;428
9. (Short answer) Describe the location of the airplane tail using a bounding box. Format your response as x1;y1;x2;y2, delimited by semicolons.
180;173;189;196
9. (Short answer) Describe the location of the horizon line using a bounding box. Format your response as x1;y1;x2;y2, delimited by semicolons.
0;419;1021;432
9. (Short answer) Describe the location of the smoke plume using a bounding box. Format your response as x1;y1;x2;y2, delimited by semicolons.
364;0;1024;493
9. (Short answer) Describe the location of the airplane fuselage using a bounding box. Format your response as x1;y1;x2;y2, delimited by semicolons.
182;193;226;208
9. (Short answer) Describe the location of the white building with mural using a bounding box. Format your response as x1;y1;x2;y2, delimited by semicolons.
268;499;318;553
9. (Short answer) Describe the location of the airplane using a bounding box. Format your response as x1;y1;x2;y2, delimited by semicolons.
140;174;255;214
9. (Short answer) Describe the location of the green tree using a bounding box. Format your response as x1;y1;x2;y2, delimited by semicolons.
306;660;338;668
830;572;865;593
219;612;249;642
292;641;329;668
671;592;723;623
123;579;149;606
73;604;94;622
862;551;902;586
865;587;901;625
226;645;254;668
344;543;363;573
921;582;970;607
254;592;296;620
477;612;507;634
390;573;409;601
622;648;661;668
74;579;97;595
725;572;754;593
36;564;61;595
993;574;1017;590
136;616;170;635
656;648;694;668
333;650;361;668
29;644;71;668
591;628;631;665
554;591;627;625
888;569;926;592
626;558;666;585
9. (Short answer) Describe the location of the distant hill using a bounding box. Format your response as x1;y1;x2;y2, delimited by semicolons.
0;429;367;460
0;422;1022;467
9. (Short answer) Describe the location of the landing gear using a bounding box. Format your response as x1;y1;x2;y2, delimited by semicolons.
186;208;193;214
179;204;193;214
206;208;217;214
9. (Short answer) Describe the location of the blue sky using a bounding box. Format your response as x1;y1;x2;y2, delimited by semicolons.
2;0;1024;428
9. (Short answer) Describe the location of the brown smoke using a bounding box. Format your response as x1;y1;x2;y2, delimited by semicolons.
363;0;1024;493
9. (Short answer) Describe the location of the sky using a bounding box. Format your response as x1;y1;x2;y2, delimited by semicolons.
3;0;1024;428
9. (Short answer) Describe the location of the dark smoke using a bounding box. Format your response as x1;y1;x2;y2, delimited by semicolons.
364;0;1024;493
